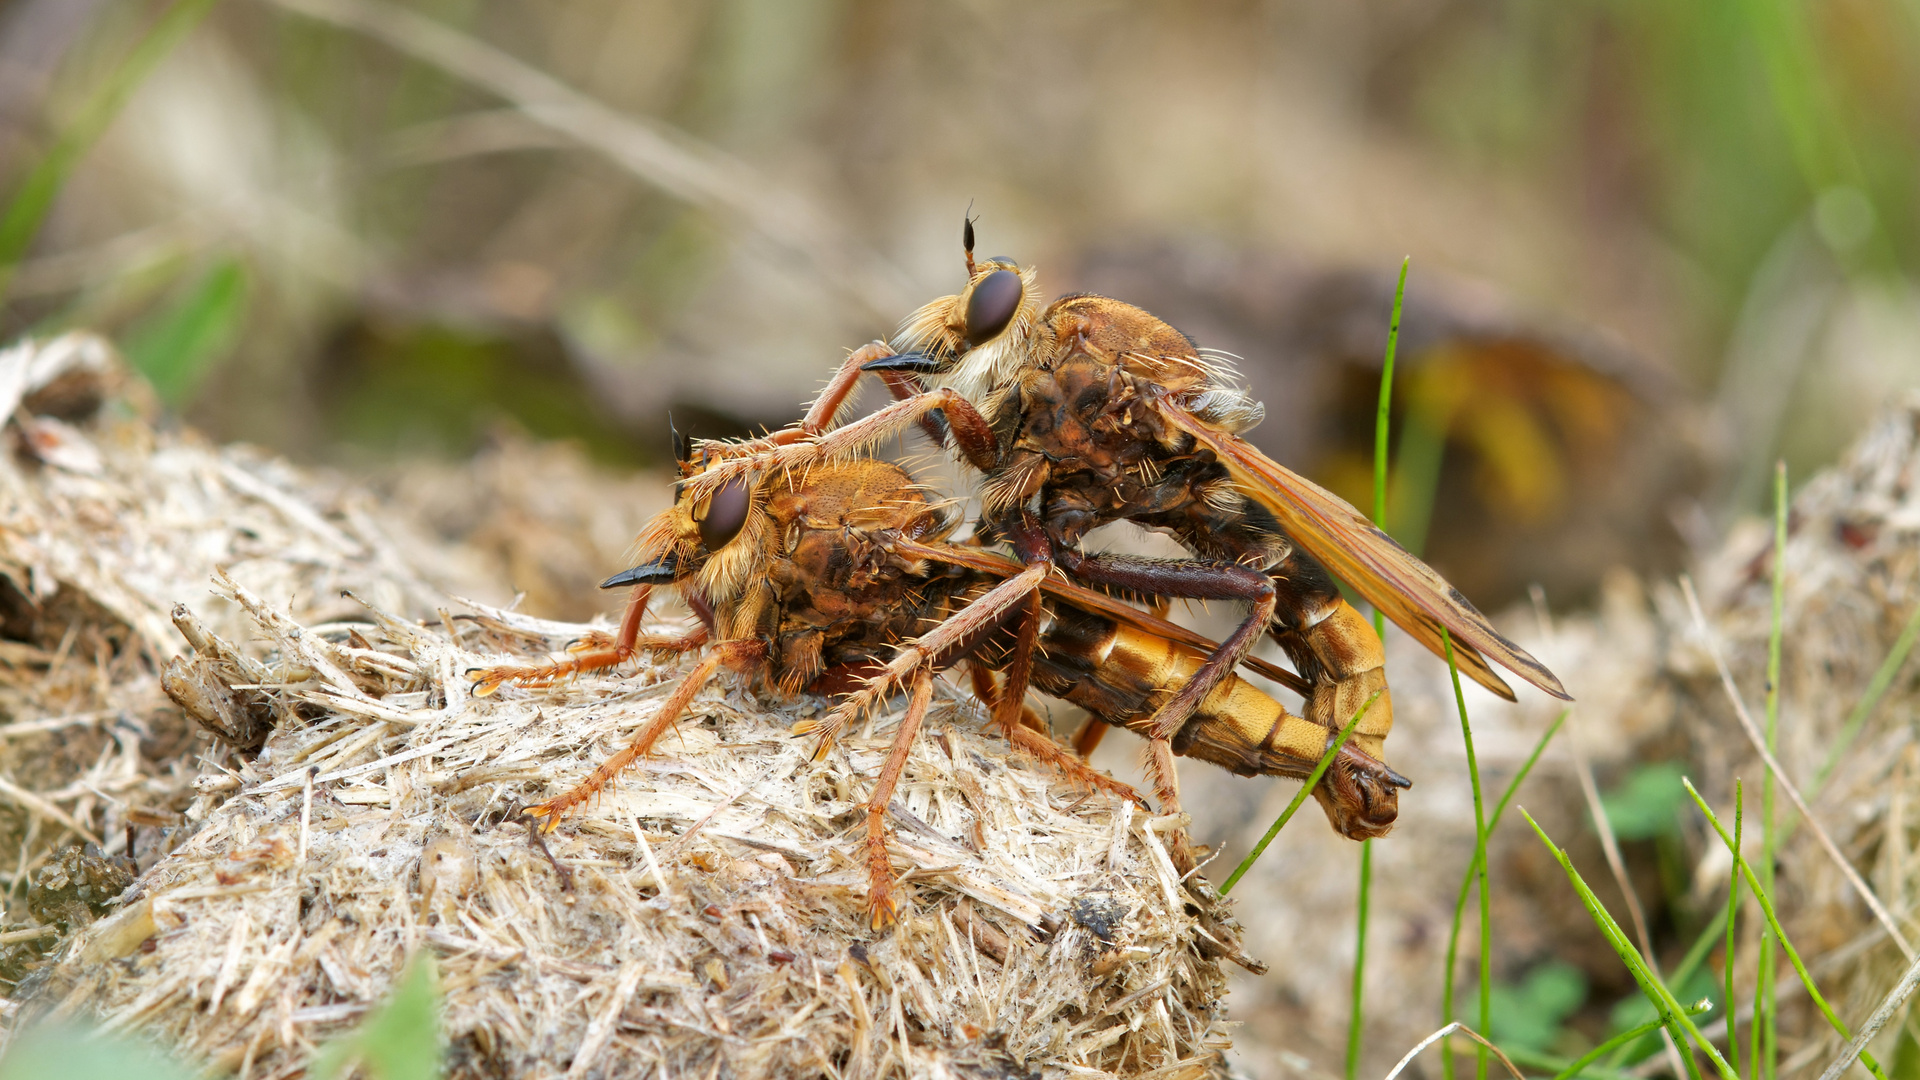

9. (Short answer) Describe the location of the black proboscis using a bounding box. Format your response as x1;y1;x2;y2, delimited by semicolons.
860;351;940;373
600;557;678;590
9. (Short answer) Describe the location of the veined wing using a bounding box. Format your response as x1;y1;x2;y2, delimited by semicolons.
1159;402;1571;703
889;537;1314;697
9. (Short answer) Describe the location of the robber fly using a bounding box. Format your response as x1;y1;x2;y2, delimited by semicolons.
468;449;1406;927
684;222;1570;800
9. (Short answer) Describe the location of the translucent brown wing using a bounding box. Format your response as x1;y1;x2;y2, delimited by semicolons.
888;538;1314;697
1159;402;1571;703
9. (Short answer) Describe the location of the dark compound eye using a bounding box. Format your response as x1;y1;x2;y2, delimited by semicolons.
698;475;752;550
964;268;1024;347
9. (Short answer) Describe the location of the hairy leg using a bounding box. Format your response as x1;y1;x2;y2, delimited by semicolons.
865;665;934;928
690;388;999;498
970;660;1143;806
527;638;767;826
1143;737;1196;875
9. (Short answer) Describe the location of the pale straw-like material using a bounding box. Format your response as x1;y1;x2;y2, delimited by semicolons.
4;337;1237;1078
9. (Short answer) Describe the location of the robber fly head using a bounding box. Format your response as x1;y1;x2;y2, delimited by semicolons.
622;445;767;610
885;223;1044;405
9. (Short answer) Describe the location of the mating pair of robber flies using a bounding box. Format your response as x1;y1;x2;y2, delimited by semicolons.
469;221;1571;928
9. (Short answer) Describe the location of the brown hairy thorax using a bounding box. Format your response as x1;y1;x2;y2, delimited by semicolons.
690;456;964;696
991;343;1284;567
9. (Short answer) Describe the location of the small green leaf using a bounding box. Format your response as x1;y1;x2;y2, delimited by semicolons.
122;257;250;403
0;1021;194;1080
1598;762;1687;840
312;953;443;1080
1490;961;1587;1051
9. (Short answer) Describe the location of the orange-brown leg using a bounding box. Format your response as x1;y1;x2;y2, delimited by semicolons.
1000;721;1146;807
1072;719;1109;759
470;587;709;697
1143;737;1196;875
527;639;766;826
798;342;894;435
866;665;934;928
970;659;1142;806
989;590;1041;737
691;387;999;500
699;341;906;462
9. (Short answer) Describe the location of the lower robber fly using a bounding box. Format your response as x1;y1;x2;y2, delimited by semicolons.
468;448;1406;929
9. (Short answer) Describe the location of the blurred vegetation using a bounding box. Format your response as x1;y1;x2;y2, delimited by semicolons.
0;1019;196;1080
311;954;444;1080
0;0;1910;490
0;953;442;1079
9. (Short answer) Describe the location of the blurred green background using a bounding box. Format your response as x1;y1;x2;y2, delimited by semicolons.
1;0;1916;606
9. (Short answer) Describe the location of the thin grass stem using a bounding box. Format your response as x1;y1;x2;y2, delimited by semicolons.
1815;598;1920;788
1353;254;1406;1080
1372;255;1409;635
1441;710;1568;1079
1764;461;1788;1080
1522;808;1736;1080
1728;781;1744;1080
1554;1006;1713;1080
1684;778;1891;1080
1601;905;1732;1072
1440;629;1493;1080
1505;1045;1644;1080
1351;840;1372;1080
1220;690;1383;895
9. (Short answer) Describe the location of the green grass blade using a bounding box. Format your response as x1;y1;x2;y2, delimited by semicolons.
1350;837;1373;1080
1372;253;1411;585
1815;598;1920;788
1442;709;1568;1077
1499;1045;1640;1080
1553;1006;1712;1080
1522;808;1736;1080
1221;690;1382;895
1353;254;1407;1080
1727;780;1744;1079
1762;460;1788;1080
0;0;222;301
1440;629;1494;1080
1684;778;1891;1080
122;257;250;403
